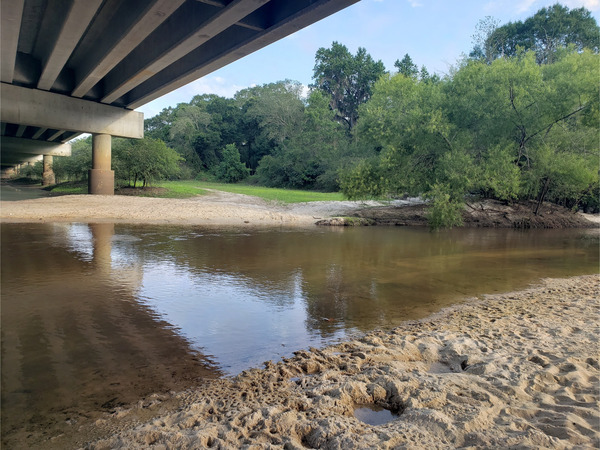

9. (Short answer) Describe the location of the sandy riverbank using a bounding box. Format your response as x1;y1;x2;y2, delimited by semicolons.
1;190;596;229
81;274;599;449
0;190;380;227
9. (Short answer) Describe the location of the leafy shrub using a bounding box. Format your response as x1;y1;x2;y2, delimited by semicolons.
213;144;250;183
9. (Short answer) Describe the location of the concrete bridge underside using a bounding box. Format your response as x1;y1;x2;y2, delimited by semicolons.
0;0;359;194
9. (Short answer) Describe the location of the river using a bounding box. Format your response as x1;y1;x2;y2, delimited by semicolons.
1;222;598;447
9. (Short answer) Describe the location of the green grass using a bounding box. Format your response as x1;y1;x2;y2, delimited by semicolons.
183;181;345;203
48;179;346;203
156;180;345;202
150;180;206;198
48;182;87;195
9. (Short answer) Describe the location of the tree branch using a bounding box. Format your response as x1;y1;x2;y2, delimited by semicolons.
525;105;586;144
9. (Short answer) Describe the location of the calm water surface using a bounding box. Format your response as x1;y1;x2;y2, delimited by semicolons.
1;222;598;446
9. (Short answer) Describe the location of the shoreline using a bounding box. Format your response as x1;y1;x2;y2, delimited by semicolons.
0;192;353;228
1;192;597;229
79;274;600;449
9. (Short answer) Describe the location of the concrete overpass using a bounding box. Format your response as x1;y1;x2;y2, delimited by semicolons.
0;0;359;193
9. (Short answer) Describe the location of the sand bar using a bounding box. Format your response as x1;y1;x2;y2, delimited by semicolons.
83;274;599;449
1;190;596;229
0;191;381;227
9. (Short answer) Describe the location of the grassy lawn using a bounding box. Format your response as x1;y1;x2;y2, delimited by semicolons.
157;180;346;203
47;180;345;203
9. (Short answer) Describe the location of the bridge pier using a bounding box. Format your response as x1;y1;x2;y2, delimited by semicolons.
89;134;114;195
42;155;55;186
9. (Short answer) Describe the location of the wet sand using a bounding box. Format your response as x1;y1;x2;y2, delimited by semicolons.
83;274;599;449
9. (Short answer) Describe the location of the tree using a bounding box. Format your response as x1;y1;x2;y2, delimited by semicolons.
469;16;501;63
394;54;419;78
312;42;385;130
114;138;182;187
479;4;600;64
255;89;350;190
213;144;250;183
243;80;305;145
343;49;599;227
234;81;306;173
52;136;92;182
145;106;175;142
168;103;211;171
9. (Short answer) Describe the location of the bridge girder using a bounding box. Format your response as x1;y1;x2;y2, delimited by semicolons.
0;0;359;187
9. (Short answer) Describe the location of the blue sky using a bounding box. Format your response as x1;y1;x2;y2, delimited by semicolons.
137;0;600;118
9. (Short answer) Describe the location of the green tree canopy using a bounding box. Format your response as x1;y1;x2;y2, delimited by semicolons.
114;138;182;187
394;53;419;78
312;42;385;130
475;4;600;64
213;144;250;183
256;89;350;190
342;49;599;227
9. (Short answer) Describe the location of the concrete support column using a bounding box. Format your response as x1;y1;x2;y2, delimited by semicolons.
89;133;114;195
42;155;55;185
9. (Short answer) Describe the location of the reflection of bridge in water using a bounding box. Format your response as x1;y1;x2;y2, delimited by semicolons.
0;223;222;448
1;0;359;192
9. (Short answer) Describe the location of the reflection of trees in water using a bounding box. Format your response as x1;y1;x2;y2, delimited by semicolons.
128;226;598;338
1;223;221;448
133;228;458;336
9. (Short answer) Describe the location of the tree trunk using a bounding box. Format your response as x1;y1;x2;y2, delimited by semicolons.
534;177;551;215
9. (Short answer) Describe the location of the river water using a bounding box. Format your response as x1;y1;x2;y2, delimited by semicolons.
1;222;598;446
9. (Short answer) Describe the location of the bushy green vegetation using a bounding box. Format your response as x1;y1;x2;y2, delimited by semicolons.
38;4;597;227
213;144;250;183
114;137;182;187
344;49;599;227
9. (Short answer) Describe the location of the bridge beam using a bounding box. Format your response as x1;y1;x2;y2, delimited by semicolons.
0;136;72;156
1;83;143;139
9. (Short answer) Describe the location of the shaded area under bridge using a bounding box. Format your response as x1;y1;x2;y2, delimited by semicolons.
0;0;359;193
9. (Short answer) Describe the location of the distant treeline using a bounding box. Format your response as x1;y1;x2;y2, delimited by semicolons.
46;3;598;227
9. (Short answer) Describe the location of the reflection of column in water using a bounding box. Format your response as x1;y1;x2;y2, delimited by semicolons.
89;222;114;275
1;223;223;449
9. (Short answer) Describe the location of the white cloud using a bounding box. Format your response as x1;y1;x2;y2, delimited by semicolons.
300;84;311;99
407;0;423;6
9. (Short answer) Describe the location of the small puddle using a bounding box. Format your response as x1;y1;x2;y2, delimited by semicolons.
353;404;400;426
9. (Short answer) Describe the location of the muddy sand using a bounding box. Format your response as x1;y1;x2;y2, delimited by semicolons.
69;275;598;449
